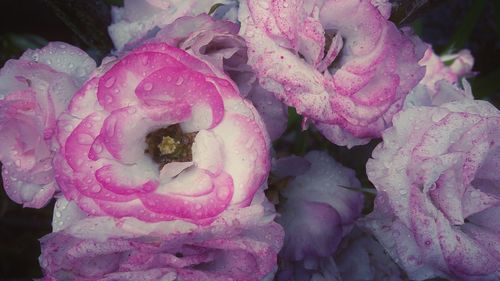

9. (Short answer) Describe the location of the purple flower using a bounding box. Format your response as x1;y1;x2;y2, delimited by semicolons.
274;151;364;280
335;228;408;281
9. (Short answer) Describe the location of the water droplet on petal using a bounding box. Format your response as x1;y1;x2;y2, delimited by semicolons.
216;186;230;200
175;77;184;85
91;185;102;193
93;143;103;153
143;82;153;91
104;76;116;88
78;134;94;145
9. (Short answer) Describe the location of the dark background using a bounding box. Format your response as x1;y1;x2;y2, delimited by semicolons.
0;0;498;279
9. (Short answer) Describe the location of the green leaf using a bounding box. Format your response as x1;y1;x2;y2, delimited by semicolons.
470;69;500;101
286;107;301;130
208;3;224;15
444;0;486;52
43;0;114;56
390;0;447;25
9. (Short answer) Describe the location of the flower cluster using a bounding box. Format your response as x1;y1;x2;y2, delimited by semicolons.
0;1;498;280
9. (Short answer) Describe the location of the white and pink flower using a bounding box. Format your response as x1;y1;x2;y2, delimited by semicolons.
0;42;95;208
154;14;288;140
364;84;500;280
54;42;271;224
419;45;474;93
238;0;425;147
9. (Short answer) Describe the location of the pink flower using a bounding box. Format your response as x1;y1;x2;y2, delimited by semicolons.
0;42;95;208
108;0;236;50
54;42;271;223
419;45;474;93
274;151;364;280
155;14;288;140
40;193;284;281
363;85;500;280
238;0;425;147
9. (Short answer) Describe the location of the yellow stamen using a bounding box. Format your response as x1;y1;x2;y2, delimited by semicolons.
158;136;179;155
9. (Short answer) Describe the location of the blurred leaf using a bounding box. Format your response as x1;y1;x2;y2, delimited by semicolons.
470;69;500;105
0;33;48;65
3;33;48;51
444;0;486;52
491;1;500;37
43;0;114;56
208;3;224;15
286;107;301;130
390;0;449;25
104;0;123;6
411;19;424;37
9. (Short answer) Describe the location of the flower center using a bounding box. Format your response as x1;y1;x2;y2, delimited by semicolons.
145;125;196;169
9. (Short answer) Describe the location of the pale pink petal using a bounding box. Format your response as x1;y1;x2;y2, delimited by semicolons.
0;43;95;208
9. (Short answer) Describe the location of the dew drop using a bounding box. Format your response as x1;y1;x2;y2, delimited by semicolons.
105;95;113;104
104;76;116;88
127;107;137;114
78;134;94;145
143;82;153;91
91;185;102;193
175;77;184;85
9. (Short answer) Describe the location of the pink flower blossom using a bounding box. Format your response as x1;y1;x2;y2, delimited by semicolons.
154;14;288;140
274;151;364;280
238;0;425;147
0;42;95;208
54;42;271;224
108;0;235;50
363;84;500;280
40;193;284;281
419;45;474;93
